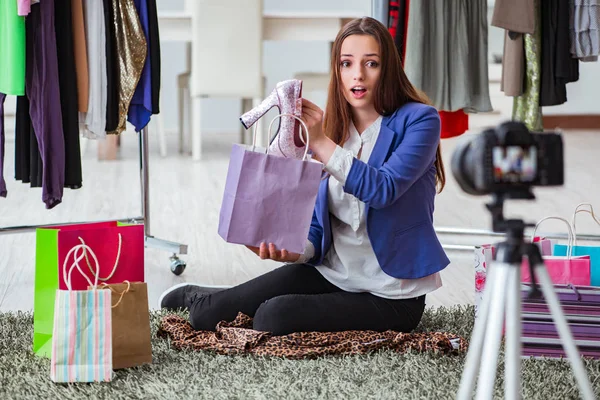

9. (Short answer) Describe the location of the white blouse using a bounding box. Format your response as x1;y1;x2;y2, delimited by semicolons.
79;0;107;139
298;116;442;300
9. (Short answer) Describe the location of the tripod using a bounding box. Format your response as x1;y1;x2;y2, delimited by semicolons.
457;198;595;400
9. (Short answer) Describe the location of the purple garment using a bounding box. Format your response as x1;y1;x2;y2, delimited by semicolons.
0;93;6;197
26;0;65;209
127;0;152;132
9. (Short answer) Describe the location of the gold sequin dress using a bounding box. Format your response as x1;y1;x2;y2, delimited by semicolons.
107;0;147;135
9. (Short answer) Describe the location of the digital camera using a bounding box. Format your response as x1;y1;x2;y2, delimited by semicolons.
450;121;564;196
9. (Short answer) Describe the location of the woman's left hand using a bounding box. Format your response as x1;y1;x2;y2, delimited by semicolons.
300;98;326;148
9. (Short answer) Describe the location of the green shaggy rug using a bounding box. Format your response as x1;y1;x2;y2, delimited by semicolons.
1;306;599;400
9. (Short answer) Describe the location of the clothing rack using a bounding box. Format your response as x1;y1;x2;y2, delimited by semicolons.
0;126;189;275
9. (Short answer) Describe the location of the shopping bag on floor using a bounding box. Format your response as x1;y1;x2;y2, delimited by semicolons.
553;203;600;286
521;217;591;286
51;242;113;382
474;244;495;317
520;283;600;359
218;114;323;254
92;281;153;369
475;237;554;318
34;221;144;358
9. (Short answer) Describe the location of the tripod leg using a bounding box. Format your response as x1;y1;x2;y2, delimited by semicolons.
535;266;595;400
505;264;522;400
476;262;510;400
457;261;498;400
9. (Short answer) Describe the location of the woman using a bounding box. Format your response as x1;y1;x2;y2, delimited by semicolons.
159;17;450;335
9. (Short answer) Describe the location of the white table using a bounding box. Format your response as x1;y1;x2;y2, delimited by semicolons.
158;9;368;160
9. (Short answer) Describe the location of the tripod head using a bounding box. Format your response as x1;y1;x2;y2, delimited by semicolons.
486;191;543;298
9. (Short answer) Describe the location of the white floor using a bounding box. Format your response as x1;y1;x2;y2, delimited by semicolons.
1;101;600;313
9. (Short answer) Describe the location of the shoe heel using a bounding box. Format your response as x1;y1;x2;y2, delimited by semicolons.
239;89;278;129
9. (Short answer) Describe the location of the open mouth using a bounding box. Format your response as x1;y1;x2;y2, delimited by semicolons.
351;87;367;98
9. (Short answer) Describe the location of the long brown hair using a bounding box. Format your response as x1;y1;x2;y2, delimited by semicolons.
323;17;446;193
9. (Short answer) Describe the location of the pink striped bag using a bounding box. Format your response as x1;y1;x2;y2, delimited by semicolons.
50;238;113;383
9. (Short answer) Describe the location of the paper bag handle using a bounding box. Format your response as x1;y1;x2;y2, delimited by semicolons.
79;234;123;281
572;203;600;247
100;280;131;308
62;242;101;290
531;216;574;258
267;113;310;160
251;113;311;161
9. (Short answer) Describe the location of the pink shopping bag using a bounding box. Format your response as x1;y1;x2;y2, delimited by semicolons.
521;216;591;286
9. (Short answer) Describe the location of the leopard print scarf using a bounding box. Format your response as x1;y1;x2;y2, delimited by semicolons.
157;312;468;359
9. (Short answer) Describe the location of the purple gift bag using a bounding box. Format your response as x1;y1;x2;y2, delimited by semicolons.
218;114;323;254
521;283;600;359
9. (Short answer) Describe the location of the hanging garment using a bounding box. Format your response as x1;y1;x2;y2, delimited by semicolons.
540;0;579;107
491;0;535;34
14;96;41;188
127;0;153;132
18;1;31;16
492;0;535;98
500;32;525;96
15;96;32;185
513;0;543;132
0;93;6;198
147;0;160;114
404;0;492;113
570;0;600;61
146;0;161;114
390;0;408;63
440;110;469;139
103;0;119;132
80;0;107;139
388;1;399;36
25;0;65;208
71;0;89;113
107;0;147;135
393;0;407;64
54;0;83;190
372;0;389;26
0;0;26;95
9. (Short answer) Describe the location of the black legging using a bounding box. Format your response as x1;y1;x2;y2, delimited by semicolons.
189;264;426;335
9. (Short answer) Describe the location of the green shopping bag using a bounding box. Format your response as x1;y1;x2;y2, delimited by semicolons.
33;221;144;358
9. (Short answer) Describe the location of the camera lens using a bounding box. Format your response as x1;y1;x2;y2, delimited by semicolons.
451;135;484;196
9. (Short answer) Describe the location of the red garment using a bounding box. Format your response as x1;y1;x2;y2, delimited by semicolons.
439;110;469;139
388;1;399;37
402;0;409;63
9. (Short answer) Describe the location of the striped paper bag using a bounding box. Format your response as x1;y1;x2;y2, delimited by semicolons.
50;241;113;383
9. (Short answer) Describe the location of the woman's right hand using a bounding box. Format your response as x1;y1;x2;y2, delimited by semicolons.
245;242;301;263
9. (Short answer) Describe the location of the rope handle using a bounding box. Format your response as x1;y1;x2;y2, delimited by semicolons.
531;216;574;259
62;242;101;290
78;233;123;281
99;280;131;308
571;203;600;247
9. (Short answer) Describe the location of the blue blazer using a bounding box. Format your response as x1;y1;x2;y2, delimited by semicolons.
307;102;450;279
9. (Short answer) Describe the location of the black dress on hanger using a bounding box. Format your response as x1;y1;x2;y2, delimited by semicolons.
540;0;579;106
54;0;82;189
103;0;119;131
146;0;161;114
